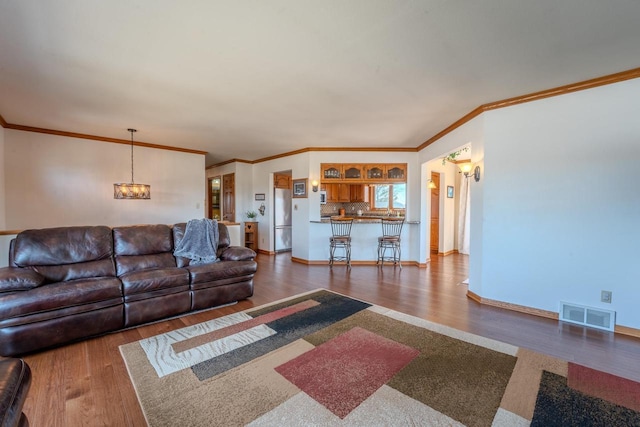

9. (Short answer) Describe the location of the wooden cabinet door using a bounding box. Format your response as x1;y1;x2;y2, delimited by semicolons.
386;164;406;181
321;164;342;180
337;184;350;202
222;173;235;222
325;183;337;202
342;164;363;180
274;173;291;189
349;184;365;202
365;164;385;180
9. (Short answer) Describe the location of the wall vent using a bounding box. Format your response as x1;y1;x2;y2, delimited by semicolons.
560;302;615;331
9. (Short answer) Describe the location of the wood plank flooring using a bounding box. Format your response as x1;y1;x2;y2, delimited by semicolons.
20;253;640;426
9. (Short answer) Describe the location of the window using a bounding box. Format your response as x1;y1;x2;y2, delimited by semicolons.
371;183;406;211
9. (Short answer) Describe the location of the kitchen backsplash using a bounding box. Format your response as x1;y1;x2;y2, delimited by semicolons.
321;202;370;216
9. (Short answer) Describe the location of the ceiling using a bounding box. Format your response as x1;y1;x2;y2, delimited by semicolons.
1;1;639;166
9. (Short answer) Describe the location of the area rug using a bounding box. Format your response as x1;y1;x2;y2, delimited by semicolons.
119;289;640;426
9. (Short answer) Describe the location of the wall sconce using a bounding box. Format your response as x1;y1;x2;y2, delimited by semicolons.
427;179;437;189
258;203;266;216
311;180;319;192
459;163;481;182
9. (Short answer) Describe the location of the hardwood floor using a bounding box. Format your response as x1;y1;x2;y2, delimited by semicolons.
21;253;640;426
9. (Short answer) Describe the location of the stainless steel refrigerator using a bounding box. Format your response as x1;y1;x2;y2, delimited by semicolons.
274;188;292;252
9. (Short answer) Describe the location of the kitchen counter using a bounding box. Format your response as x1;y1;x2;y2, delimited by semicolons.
312;216;419;224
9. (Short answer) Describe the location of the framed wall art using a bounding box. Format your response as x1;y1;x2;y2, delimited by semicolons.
447;186;454;198
292;178;308;198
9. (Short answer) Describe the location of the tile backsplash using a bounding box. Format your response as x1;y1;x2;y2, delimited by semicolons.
321;202;370;216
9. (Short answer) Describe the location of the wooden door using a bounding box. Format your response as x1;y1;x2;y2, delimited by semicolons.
430;172;440;254
222;173;235;222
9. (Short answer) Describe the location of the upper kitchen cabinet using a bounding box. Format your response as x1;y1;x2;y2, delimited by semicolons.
274;173;291;189
321;163;407;183
321;164;342;180
342;164;363;180
385;164;406;181
364;164;385;180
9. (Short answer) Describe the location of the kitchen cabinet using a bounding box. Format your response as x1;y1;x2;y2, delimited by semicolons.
320;163;407;183
342;164;363;180
386;164;406;181
274;173;291;189
325;183;350;202
321;164;342;180
349;184;365;202
364;164;385;180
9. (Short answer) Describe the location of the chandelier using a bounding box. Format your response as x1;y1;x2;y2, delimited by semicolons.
113;128;151;199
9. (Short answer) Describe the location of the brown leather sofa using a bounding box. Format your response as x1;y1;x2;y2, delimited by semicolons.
0;222;257;357
0;358;31;427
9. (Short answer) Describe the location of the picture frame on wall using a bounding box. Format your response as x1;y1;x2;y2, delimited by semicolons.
254;193;265;201
447;186;454;198
292;179;308;198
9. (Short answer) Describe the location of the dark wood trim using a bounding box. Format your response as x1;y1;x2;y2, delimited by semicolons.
3;123;207;155
467;290;558;319
206;158;253;169
468;289;640;339
0;229;21;236
615;325;640;339
417;67;640;151
4;68;640;166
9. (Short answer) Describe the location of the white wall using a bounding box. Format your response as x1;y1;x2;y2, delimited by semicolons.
4;130;205;229
0;125;5;229
481;78;640;328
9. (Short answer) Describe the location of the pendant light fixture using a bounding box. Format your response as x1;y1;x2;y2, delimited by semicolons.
113;128;151;199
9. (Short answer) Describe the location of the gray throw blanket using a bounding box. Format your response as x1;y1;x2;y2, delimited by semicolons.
173;218;219;265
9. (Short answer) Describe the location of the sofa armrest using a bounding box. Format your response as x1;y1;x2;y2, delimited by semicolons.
219;246;256;261
0;267;45;293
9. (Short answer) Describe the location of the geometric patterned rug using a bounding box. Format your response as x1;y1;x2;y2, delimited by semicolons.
119;290;640;426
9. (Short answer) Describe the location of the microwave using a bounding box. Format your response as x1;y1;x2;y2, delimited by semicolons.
320;190;327;204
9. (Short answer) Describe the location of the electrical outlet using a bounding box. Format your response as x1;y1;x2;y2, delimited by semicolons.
601;290;612;303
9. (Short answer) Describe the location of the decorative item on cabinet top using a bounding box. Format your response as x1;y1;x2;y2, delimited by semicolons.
321;163;406;183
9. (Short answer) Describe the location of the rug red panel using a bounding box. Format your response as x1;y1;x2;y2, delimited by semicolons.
275;326;419;419
568;363;640;411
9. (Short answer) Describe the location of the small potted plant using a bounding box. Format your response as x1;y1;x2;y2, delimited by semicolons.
245;210;258;221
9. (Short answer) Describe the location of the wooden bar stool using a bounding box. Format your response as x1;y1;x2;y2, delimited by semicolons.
377;218;404;268
329;217;353;269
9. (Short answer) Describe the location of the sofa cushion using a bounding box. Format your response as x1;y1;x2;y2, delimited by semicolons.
0;277;123;321
186;260;257;285
113;224;173;256
11;226;116;282
119;268;189;297
115;253;177;277
13;226;113;266
0;268;45;293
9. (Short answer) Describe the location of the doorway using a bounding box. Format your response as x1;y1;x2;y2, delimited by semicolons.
208;177;221;220
430;172;440;254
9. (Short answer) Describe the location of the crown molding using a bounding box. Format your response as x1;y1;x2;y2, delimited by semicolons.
1;121;207;155
417;66;640;151
3;67;639;165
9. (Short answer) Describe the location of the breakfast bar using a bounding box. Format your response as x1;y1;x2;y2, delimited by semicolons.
309;216;420;265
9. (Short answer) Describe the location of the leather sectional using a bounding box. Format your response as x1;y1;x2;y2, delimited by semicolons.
0;222;257;357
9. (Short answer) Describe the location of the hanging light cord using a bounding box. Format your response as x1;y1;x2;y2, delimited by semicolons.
128;128;137;184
